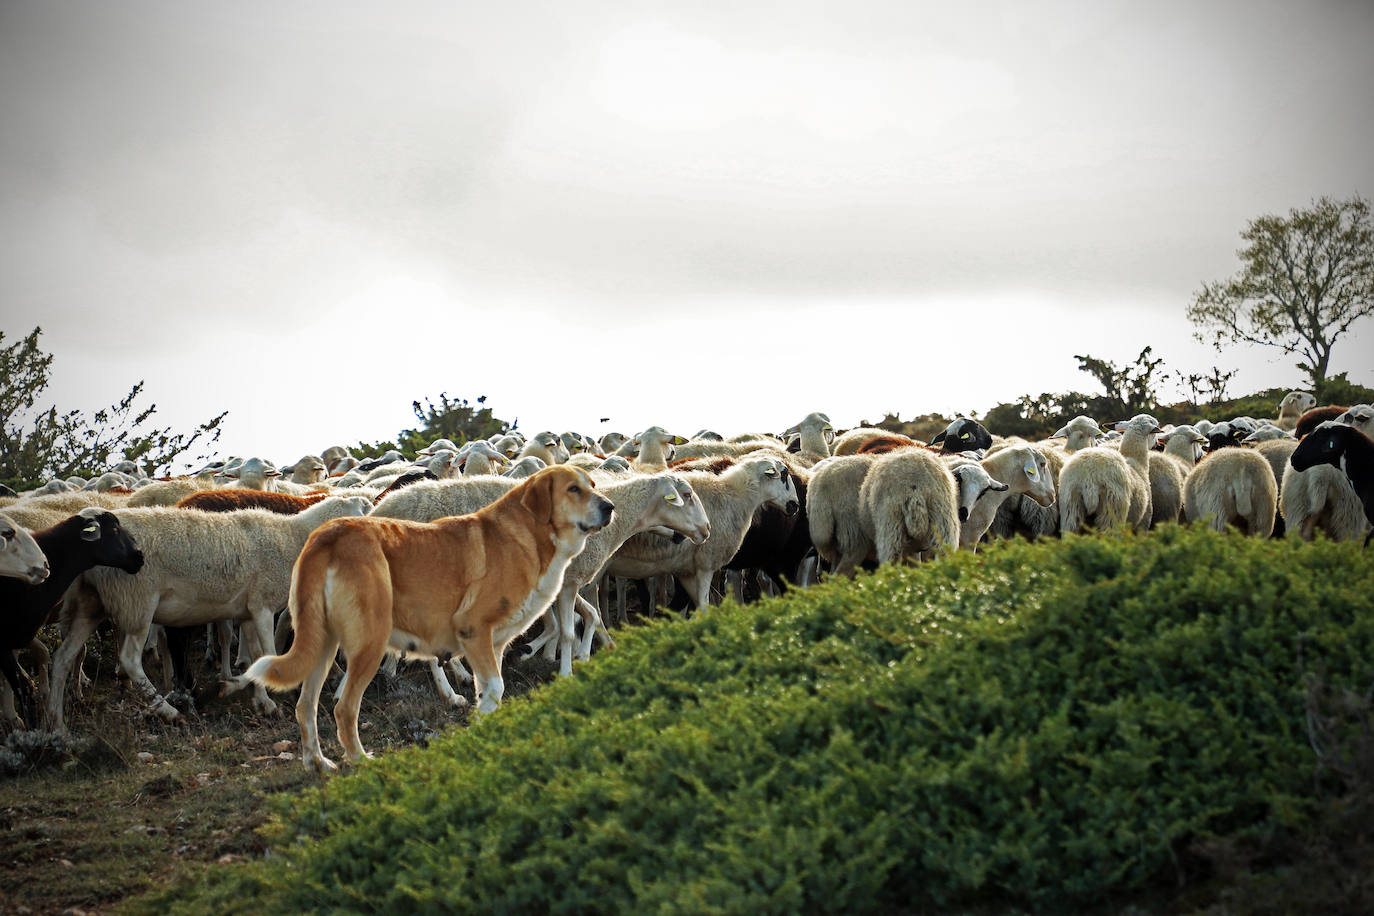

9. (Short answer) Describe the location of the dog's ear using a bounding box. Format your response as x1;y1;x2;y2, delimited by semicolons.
520;470;557;526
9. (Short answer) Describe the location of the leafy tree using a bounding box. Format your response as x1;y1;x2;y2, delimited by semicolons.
1188;195;1374;399
0;327;228;487
354;392;512;460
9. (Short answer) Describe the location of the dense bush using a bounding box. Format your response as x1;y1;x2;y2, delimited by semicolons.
135;527;1372;914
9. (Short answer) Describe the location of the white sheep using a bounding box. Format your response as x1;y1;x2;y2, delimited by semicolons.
43;495;373;730
218;457;281;491
518;431;571;466
0;513;48;584
628;426;684;471
986;440;1067;541
1049;416;1102;453
784;412;834;465
806;452;881;577
605;457;798;610
523;473;713;676
284;455;328;485
1276;391;1317;432
1058;447;1134;534
953;445;1056;550
1184;449;1278;536
504;456;548;479
370;475;517;522
859;447;960;565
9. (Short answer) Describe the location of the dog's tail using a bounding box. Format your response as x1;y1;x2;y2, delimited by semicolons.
243;539;336;691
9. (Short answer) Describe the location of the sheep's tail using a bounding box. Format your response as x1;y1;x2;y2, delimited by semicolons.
244;544;335;691
1231;477;1254;521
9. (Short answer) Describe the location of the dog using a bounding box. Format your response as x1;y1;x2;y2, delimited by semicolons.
226;464;613;772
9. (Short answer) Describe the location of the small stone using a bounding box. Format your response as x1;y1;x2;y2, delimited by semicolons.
58;859;74;868
136;751;155;763
276;751;295;760
270;740;294;753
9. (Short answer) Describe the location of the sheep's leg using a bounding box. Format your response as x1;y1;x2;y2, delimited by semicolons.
23;639;51;706
0;652;39;730
43;593;105;733
727;570;746;604
379;651;400;681
555;588;578;677
0;679;19;729
150;625;174;692
576;593;613;657
427;658;467;707
234;621;253;668
614;576;628;625
520;611;557;661
117;617;180;721
247;607;281;715
677;570;711;612
273;611;292;654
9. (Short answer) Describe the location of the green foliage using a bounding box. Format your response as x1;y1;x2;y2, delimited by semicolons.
1187;194;1374;398
0;327;227;487
353;392;511;461
135;528;1374;914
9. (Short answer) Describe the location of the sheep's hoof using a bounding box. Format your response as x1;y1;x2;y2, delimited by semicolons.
151;698;182;722
446;694;470;709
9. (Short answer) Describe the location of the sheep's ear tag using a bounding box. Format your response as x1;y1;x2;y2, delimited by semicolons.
1024;462;1038;477
765;467;779;478
665;493;680;505
81;522;102;541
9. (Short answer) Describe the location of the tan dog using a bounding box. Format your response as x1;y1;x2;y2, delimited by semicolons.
230;465;613;772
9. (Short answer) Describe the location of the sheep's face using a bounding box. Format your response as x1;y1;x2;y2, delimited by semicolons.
651;477;712;544
1281;392;1317;415
951;463;1007;523
79;508;145;576
1019;449;1057;508
1291;422;1360;473
752;459;799;516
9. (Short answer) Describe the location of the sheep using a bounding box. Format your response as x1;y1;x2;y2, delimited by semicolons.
986;440;1067;542
806;453;881;577
946;459;1008;527
281;455;328;485
490;434;524;459
954;445;1056;549
1280;408;1374;542
1101;414;1160;530
1;509;145;728
628;427;682;471
370;475;518;522
1294;405;1347;440
320;445;353;473
1184;449;1278;536
598;432;628;454
856;435;920;455
605;457;798;611
1276;391;1317;432
176;489;330;514
722;456;815;600
783;412;834;465
928;417;994;455
1058;447;1134;534
518;431;571;466
82;471;136;492
218;457;282;491
459;440;510;476
524;473;713;676
43;496;373;730
127;474;217;507
1160;425;1208;467
0;513;49;585
859;447;960;565
504;456;548;479
356;449;405;473
597;455;633;474
1049;416;1101;453
1242;424;1293;443
1146;452;1186;527
831;427;897;456
1289;421;1374;537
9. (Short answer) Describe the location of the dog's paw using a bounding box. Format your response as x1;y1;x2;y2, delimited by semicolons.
253;695;280;716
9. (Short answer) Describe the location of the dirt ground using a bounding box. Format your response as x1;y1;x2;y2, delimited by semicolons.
0;622;561;916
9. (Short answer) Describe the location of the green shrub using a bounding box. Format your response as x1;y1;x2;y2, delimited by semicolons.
131;527;1373;914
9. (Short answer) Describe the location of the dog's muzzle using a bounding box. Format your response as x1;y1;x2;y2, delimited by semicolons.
581;496;615;532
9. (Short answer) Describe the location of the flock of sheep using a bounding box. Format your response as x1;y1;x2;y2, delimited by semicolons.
1;392;1371;739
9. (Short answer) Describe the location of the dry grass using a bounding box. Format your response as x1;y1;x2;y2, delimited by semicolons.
0;622;559;916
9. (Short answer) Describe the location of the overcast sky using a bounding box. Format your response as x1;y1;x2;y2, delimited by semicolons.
2;0;1372;469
